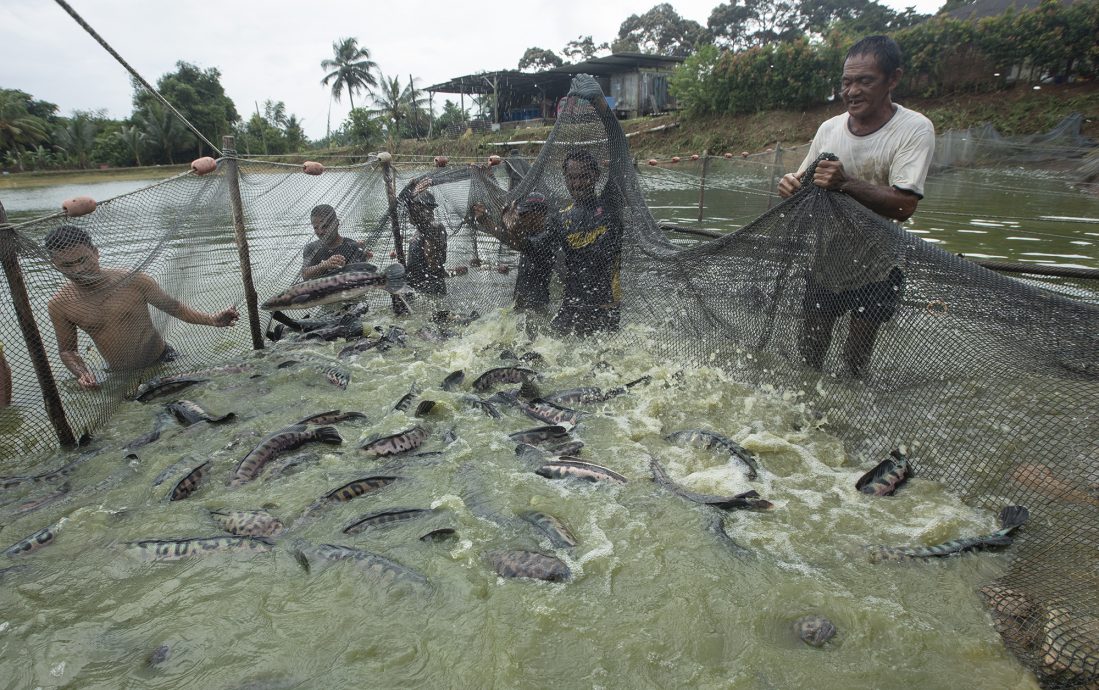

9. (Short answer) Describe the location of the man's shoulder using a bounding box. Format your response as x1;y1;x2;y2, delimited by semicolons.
814;112;849;136
303;239;322;254
893;104;935;133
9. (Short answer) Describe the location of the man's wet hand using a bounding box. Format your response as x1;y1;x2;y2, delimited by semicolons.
76;371;99;390
327;254;347;269
812;159;849;191
778;173;801;198
213;306;239;327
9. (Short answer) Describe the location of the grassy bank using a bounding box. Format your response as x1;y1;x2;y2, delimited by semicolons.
0;164;189;191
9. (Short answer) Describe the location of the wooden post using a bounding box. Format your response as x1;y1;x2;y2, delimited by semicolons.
696;150;709;222
380;157;410;315
0;200;78;448
222;136;264;350
766;142;782;210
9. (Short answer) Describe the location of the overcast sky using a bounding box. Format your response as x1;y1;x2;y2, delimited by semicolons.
1;0;944;140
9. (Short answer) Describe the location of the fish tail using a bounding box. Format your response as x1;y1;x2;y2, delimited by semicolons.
383;263;406;293
270;311;304;332
624;375;652;389
997;505;1029;534
315;426;345;445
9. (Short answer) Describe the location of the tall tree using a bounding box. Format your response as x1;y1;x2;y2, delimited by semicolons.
112;124;146;166
52;111;99;169
615;4;706;57
137;100;186;165
709;0;805;48
0;89;51;171
370;74;428;148
518;47;565;71
798;0;924;36
320;37;379;112
562;35;609;62
133;62;238;159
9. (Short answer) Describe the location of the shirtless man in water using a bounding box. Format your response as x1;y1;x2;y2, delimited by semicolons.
44;225;239;389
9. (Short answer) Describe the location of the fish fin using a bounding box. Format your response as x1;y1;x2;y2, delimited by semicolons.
277;360;299;369
383;263;407;293
209;412;236;424
316;427;344;445
734;490;761;499
998;505;1029;532
414;400;436;417
270;311;304;332
519;380;542;400
855;456;902;493
624;375;652;389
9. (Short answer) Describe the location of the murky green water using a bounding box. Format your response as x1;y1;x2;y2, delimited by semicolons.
1;310;1038;689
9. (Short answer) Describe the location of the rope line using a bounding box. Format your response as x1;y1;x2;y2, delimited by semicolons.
53;0;223;157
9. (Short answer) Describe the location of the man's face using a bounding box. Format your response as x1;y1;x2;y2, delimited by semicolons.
51;245;101;284
841;54;900;120
563;160;599;204
311;213;339;241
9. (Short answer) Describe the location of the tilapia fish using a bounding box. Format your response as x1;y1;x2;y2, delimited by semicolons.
650;457;773;511
293;543;428;586
295;410;368;426
519;511;578;548
441;370;465;391
489;550;571;582
4;525;58;557
342;507;434;534
471;366;539;392
664;429;759;481
124;536;275;561
210;509;285;537
262;264;405;310
868;505;1029;563
856;448;912;496
536;459;627;484
794;616;837;647
509;425;571;445
230;425;343;487
134;375;209;403
166;400;236;427
169;460;213;501
360;426;428;457
518;398;585;427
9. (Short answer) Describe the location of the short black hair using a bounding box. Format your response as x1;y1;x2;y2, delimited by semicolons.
44;225;94;253
310;204;337;222
563;149;599;176
846;35;903;76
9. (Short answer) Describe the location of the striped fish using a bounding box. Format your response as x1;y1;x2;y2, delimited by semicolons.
322;476;402;503
342;507;434;534
393;383;421;412
420;528;458;543
488;550;571;582
650;457;773;511
168;460;213;501
471;366;539;392
293;543;428;586
518;398;584;427
134;375;209;403
4;525;58;557
868;505;1029;563
536;459;627;484
166;400;236;427
209;509;285;537
261;264;406;310
295;410;369;426
856;449;912;496
9;482;70;516
509;425;571;445
665;429;759;480
230;425;343;487
519;511;578;548
124;536;275;561
441;370;465;391
360;426;428;457
463;396;502;419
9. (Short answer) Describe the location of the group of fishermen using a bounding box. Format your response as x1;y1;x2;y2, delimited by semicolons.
27;34;933;396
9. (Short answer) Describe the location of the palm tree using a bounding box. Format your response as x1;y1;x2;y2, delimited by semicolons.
137;101;187;164
371;74;428;149
0;91;49;171
320;38;379;111
113;124;146;167
53;112;98;169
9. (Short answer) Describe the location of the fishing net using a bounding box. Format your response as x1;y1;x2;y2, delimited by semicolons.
934;113;1097;171
1;75;1097;688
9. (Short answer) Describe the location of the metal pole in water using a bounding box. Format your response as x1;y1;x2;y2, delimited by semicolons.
222;136;264;350
697;149;709;222
0;200;78;448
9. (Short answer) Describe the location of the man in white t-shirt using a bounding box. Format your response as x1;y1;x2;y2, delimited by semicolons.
777;35;935;377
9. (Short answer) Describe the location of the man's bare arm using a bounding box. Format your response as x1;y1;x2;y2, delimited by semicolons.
47;299;98;389
140;274;239;327
810;160;919;221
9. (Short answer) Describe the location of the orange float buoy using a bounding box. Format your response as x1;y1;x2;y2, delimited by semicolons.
303;161;324;175
690;154;699;161
434;156;448;167
62;196;96;217
190;156;217;175
671;156;681;163
723;152;733;159
647;159;658;166
488;155;502;166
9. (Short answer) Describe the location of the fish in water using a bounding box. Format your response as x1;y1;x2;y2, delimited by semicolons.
270;303;371;333
323;476;402;503
518;398;585;427
650;457;773;511
414;400;436;417
169;460;214;501
338;338;383;359
123;411;175;452
393;383;421;412
664;429;760;481
856;448;912;496
420;528;458;543
441;370;465;391
463;396;501;419
210;509;285;537
793;616;837;647
536;459;628;484
868;505;1030;563
166;400;236;427
342;507;435;534
9;482;70;516
471;366;539;392
1;453;92;491
300;321;366;342
519;511;578;548
1038;606;1099;679
134;375;209;403
509;425;571;445
707;514;753;558
265;452;319;482
230;425;343;487
432;310;480;326
261;264;406;310
124;536;275;561
276;359;351;389
147;644;171;668
294;410;369;426
488;550;571;582
293;542;428;586
540;387;611;406
360;426;428;457
4;525;58;557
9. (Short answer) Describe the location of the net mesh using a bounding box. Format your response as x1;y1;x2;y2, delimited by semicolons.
1;76;1098;688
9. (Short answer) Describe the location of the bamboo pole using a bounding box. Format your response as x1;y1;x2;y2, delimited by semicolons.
222;136;264;350
0;200;78;448
697;150;709;222
381;157;410;315
766;142;782;210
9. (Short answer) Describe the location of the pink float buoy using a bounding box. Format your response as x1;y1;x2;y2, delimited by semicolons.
723;152;733;159
488;155;502;166
690;154;700;161
671;156;681;164
741;151;750;158
190;157;217;175
303;161;324;175
434;156;448;167
647;159;658;166
62;196;96;217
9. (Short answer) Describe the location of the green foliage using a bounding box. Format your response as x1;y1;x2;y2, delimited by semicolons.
561;36;609;62
53;111;101;169
0;89;52;171
342;107;383;147
232;100;309;155
433;100;469;134
617;3;706;57
518;47;564;71
370;74;429;148
133;61;238;160
321;37;379;111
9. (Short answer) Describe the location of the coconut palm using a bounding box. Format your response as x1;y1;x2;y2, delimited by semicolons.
320;38;379;112
113;124;146;167
0;91;49;171
52;112;98;169
371;74;428;148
